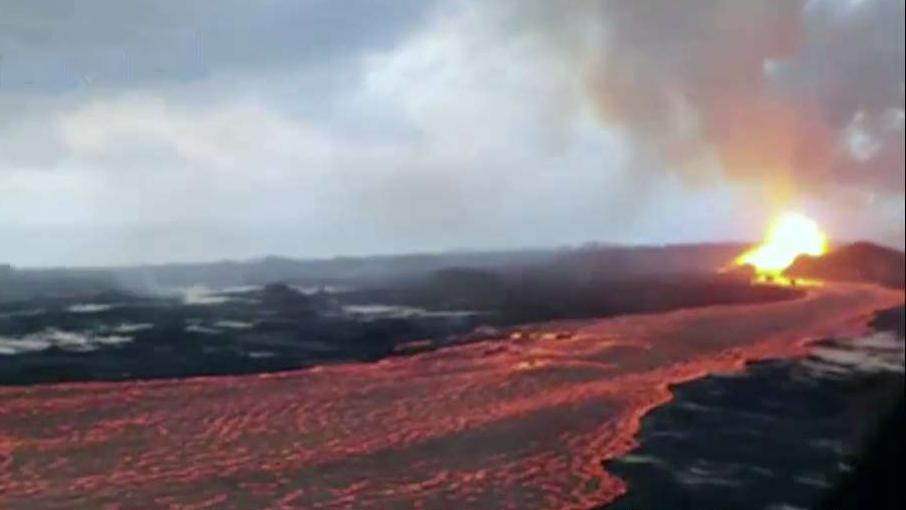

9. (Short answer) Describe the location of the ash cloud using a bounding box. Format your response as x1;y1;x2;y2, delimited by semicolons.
520;0;904;200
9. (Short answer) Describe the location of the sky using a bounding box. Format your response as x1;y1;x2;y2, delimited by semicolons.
0;0;903;267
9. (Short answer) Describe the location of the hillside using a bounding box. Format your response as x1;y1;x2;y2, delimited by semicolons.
787;242;905;289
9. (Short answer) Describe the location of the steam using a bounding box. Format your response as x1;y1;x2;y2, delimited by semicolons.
516;0;904;202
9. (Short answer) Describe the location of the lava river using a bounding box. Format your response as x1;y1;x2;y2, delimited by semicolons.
0;283;902;510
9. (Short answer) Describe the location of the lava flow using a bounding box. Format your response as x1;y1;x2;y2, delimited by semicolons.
0;283;902;510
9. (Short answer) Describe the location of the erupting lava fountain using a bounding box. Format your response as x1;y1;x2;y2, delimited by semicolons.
736;212;829;283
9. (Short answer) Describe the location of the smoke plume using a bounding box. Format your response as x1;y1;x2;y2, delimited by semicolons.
520;0;904;203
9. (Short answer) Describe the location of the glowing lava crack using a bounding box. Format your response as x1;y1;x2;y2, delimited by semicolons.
0;283;901;510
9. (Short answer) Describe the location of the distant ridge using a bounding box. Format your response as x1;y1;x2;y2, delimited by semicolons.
787;242;905;289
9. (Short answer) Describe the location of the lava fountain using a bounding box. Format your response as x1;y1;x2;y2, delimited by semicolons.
736;212;828;283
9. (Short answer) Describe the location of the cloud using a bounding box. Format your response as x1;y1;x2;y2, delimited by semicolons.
0;0;435;92
0;0;902;265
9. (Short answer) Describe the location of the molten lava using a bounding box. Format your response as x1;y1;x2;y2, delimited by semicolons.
736;212;828;281
0;284;900;509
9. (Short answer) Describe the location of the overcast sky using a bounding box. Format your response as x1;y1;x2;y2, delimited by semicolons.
1;0;903;267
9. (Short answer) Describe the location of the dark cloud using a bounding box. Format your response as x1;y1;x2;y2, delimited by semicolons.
0;0;434;92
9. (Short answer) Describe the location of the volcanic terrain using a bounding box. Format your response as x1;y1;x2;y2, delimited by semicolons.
1;279;900;509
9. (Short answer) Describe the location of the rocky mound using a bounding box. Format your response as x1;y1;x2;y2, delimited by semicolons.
787;242;905;289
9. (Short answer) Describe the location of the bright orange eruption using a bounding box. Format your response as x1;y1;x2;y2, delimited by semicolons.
736;212;828;280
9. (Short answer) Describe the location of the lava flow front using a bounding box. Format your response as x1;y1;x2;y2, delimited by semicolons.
1;282;901;510
735;212;828;283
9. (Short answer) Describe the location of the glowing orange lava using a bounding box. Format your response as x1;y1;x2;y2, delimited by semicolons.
736;212;828;281
0;283;900;509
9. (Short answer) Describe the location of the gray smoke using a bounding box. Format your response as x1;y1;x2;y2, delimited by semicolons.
513;0;904;201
